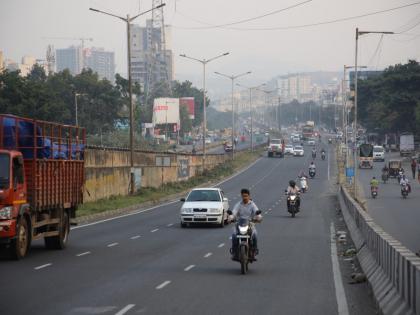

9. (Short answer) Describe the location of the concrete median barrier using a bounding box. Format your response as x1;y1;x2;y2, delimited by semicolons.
338;185;420;315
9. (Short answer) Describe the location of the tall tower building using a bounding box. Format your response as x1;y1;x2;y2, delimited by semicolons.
56;46;83;75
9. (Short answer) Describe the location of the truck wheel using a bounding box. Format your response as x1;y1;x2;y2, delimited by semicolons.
10;217;29;260
45;211;69;250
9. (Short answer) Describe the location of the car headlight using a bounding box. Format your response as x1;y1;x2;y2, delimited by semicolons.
182;208;193;214
0;206;13;220
209;208;222;214
238;226;249;235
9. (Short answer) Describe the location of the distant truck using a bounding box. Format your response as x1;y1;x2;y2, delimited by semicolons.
0;115;85;259
399;133;414;156
302;121;315;140
267;139;284;158
358;143;373;168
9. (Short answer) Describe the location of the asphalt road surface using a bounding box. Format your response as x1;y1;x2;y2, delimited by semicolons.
1;144;375;315
358;152;420;254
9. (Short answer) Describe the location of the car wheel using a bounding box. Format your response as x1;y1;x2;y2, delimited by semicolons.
219;212;225;228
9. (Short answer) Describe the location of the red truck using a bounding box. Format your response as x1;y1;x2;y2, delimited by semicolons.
0;115;85;259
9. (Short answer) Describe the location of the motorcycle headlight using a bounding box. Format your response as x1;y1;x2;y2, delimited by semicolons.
238;225;249;235
182;208;193;214
290;195;296;201
0;206;13;220
209;208;221;214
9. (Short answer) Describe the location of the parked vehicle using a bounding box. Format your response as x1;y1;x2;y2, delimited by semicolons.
400;133;414;157
0;115;85;259
373;146;385;162
180;188;229;227
267;139;284;158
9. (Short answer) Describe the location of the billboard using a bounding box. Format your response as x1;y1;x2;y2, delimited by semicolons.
152;98;180;126
180;97;195;119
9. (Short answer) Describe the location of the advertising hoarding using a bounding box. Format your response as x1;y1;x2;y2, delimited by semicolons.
152;98;180;125
180;97;195;119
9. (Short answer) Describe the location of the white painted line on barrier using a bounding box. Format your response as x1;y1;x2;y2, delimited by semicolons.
330;223;350;315
218;243;225;248
204;252;212;258
76;251;91;257
130;235;141;240
34;263;52;270
151;229;159;233
107;242;119;247
72;158;263;231
156;281;171;290
115;304;135;315
184;265;195;271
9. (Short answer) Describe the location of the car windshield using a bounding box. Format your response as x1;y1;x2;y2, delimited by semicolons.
294;146;303;150
187;190;221;202
270;140;281;144
373;147;384;152
286;145;293;148
0;153;10;189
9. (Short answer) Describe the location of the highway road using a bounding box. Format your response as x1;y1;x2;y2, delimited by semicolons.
358;152;420;255
0;145;375;315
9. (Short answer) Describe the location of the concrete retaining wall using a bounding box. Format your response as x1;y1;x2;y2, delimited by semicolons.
338;185;420;315
84;148;228;202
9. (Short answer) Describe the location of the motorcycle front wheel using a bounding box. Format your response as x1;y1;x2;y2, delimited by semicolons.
240;245;248;275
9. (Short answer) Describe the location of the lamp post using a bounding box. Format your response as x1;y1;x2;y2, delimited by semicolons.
257;88;280;130
179;52;230;170
90;3;166;195
74;92;86;126
214;71;251;160
237;83;266;151
353;28;394;199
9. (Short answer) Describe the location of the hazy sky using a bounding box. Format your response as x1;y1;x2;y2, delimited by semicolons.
1;0;420;97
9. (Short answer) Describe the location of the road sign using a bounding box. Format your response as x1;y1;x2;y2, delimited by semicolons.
346;167;354;177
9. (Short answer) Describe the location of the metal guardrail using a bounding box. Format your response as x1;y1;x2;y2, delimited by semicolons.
338;185;420;315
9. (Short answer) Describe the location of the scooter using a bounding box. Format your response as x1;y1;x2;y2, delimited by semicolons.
309;168;316;179
312;152;316;159
401;183;410;199
228;210;262;275
321;151;326;160
299;177;308;193
371;186;378;199
286;191;300;218
381;173;389;184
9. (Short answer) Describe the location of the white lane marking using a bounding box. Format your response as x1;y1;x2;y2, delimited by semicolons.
115;304;135;315
264;211;268;214
34;263;52;270
72;158;263;231
76;251;91;257
328;149;330;181
218;243;225;248
330;223;350;315
156;280;171;290
167;223;174;227
204;252;212;258
184;265;195;271
130;235;141;240
107;242;119;247
151;228;159;233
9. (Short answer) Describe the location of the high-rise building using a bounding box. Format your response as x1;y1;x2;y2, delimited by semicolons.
56;46;83;75
85;48;115;82
130;19;174;89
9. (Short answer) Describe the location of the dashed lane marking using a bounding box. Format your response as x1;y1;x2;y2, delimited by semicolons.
184;265;195;271
130;235;141;240
204;252;213;258
115;304;135;315
218;243;225;248
34;263;52;270
151;229;159;233
107;242;119;247
76;251;91;257
156;281;171;290
167;223;174;227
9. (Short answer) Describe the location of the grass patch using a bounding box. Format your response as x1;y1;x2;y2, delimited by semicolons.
78;149;263;217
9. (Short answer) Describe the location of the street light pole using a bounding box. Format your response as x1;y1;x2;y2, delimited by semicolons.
179;52;230;171
353;28;393;199
214;71;251;160
90;3;165;195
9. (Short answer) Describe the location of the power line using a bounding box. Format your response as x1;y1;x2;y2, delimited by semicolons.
173;0;312;29
172;1;420;31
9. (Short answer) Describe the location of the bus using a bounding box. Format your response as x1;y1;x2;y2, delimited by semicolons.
358;143;373;168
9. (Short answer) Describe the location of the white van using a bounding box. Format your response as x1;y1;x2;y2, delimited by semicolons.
373;146;385;162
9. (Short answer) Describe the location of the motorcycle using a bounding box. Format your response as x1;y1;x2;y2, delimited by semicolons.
299;177;308;193
328;138;332;144
321;151;326;160
312;152;316;159
285;190;300;218
371;186;378;199
397;171;404;184
381;172;389;184
401;183;409;198
309;168;316;178
227;210;261;275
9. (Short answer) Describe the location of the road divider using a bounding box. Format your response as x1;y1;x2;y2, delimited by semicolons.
338;185;420;315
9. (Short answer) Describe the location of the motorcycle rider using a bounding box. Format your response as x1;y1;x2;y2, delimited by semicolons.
370;176;379;192
400;175;411;193
309;161;316;175
286;180;301;210
229;188;261;260
321;148;326;160
311;147;317;158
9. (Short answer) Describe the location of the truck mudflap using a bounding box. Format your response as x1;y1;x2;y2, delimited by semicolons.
0;219;17;238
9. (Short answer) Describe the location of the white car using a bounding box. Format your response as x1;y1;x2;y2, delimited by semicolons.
180;188;229;227
307;138;316;146
293;145;304;157
373;145;385;161
205;138;212;144
284;144;294;155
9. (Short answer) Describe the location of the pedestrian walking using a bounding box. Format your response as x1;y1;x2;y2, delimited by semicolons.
411;158;417;180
